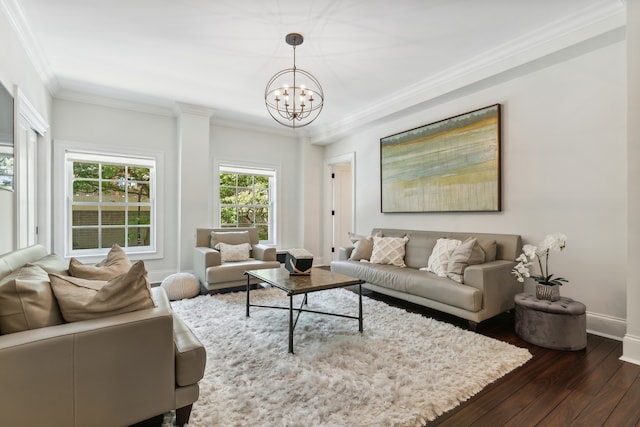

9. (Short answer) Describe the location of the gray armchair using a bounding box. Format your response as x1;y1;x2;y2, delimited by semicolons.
193;227;281;292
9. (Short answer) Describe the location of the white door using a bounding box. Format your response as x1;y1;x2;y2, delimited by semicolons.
331;163;352;261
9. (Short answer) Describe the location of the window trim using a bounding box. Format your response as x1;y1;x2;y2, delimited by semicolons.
54;140;165;262
214;160;279;246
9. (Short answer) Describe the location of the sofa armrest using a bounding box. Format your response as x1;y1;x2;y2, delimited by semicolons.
0;288;176;426
253;244;276;261
464;260;522;314
193;246;221;285
338;246;354;261
174;315;206;387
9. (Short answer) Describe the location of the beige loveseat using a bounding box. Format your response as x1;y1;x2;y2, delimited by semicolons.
194;227;281;292
331;228;522;328
0;244;206;427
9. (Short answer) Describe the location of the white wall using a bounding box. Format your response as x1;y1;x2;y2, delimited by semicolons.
325;33;627;339
0;5;52;254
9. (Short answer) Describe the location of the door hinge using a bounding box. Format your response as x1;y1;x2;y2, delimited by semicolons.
331;210;335;215
331;247;335;253
331;173;335;179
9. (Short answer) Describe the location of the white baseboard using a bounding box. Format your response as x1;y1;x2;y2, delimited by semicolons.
621;334;640;366
586;311;626;341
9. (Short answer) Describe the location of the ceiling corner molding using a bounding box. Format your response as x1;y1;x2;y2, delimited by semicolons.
173;102;216;118
0;0;59;94
55;90;176;117
311;0;626;144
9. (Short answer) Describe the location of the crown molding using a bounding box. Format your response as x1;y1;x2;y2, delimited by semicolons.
0;0;59;93
310;0;626;144
173;102;216;118
55;90;177;117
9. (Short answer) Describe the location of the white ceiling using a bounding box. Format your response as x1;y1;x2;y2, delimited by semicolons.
4;0;626;141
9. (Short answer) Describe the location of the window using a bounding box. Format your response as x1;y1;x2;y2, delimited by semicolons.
66;152;156;255
218;165;275;243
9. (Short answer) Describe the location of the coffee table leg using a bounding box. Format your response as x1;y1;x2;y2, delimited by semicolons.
246;274;250;317
289;294;294;353
358;283;363;333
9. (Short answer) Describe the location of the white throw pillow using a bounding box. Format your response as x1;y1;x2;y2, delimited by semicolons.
369;236;409;267
424;238;462;277
214;242;252;262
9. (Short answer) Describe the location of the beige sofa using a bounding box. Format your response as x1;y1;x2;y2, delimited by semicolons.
331;228;523;328
194;227;281;292
0;245;206;427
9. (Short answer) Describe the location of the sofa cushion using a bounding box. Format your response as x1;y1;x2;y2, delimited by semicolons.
69;244;132;280
425;238;461;277
370;236;409;267
214;242;252;262
27;254;70;276
210;230;251;249
49;260;154;322
446;238;486;284
0;264;64;334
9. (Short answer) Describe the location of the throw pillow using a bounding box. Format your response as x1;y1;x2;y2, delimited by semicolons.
214;242;252;262
210;230;251;249
446;238;486;283
369;236;409;267
347;231;381;261
0;265;64;334
49;260;154;323
69;244;132;280
479;240;497;262
424;238;462;277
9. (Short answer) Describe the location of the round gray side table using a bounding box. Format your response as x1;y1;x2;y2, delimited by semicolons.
514;293;587;351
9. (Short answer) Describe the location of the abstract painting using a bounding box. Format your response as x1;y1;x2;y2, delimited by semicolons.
380;104;501;212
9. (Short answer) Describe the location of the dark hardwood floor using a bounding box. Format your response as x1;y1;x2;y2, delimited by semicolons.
360;289;640;427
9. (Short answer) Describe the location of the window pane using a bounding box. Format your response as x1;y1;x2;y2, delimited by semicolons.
128;206;151;225
102;206;126;225
220;186;235;200
238;208;254;225
255;188;269;203
128;226;150;247
72;205;98;226
73;162;99;179
256;224;269;241
72;228;98;250
129;167;150;182
219;172;237;186
102;181;125;202
102;164;125;180
102;227;126;247
237;174;252;187
73;180;99;201
127;183;150;203
220;207;237;225
255;207;269;224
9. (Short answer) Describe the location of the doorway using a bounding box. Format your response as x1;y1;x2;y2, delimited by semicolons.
325;153;355;262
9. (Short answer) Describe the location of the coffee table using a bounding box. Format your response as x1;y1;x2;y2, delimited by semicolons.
244;267;365;353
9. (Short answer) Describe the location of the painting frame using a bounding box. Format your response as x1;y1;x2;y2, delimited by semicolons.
380;104;501;213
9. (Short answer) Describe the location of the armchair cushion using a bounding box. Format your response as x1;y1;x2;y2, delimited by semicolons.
0;264;64;334
69;244;132;280
49;260;154;322
210;230;251;248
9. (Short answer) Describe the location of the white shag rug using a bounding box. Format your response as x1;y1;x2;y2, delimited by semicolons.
170;287;531;427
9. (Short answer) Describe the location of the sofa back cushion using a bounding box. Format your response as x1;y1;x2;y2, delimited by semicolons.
372;228;522;269
0;244;49;281
196;227;260;247
0;264;64;334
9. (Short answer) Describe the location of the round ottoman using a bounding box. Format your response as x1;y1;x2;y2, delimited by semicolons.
514;293;587;351
161;273;201;301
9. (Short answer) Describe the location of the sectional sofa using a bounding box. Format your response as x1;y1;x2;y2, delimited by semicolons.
331;228;523;328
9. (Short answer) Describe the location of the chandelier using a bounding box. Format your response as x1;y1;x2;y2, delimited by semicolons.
264;33;324;129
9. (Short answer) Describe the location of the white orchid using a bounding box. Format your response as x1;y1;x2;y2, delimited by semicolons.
512;233;569;286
